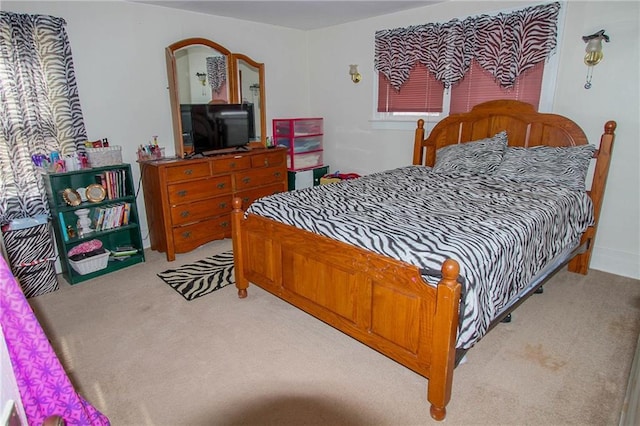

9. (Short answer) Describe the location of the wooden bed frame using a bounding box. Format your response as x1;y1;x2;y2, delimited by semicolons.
231;100;616;420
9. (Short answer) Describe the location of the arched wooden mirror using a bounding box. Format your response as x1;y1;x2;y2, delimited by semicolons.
232;53;266;147
166;38;266;157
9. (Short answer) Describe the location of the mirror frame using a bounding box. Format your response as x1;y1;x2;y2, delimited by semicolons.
231;53;266;150
166;38;266;158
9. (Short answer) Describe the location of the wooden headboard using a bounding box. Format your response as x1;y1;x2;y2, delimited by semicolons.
412;100;592;167
412;99;617;275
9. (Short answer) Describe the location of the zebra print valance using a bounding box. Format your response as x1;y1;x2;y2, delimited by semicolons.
374;2;560;90
206;56;227;95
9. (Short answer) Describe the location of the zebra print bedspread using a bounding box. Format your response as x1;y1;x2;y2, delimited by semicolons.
246;166;594;349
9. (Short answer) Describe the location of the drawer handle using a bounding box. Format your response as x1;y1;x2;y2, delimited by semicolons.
183;169;193;176
274;172;281;177
264;159;270;166
217;182;226;189
242;197;249;203
242;177;251;184
182;231;192;239
180;211;190;218
229;162;236;168
219;202;227;209
220;221;229;228
177;190;187;197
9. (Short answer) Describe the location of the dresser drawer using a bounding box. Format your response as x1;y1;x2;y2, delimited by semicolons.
168;175;232;204
172;216;232;253
165;162;211;183
236;183;285;209
235;167;285;191
251;151;286;168
212;156;251;174
170;195;233;226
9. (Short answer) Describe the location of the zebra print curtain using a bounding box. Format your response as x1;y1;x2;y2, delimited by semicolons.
206;55;227;95
375;2;560;90
0;12;87;225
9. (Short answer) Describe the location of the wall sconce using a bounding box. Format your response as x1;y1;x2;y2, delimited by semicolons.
195;72;207;86
582;30;609;89
349;64;361;83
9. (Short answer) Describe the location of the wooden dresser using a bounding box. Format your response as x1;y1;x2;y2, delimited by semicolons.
140;147;287;261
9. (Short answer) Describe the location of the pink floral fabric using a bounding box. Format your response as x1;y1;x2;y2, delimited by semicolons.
0;255;110;425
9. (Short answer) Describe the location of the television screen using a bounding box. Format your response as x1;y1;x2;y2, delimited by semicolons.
181;103;254;156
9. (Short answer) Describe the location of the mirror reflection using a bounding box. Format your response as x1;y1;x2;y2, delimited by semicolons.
166;38;266;157
235;55;265;143
175;45;229;104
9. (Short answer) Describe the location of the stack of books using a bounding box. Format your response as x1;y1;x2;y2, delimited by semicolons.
94;169;127;200
110;245;138;261
93;202;131;231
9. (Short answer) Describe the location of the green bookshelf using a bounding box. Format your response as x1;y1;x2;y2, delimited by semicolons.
43;163;145;284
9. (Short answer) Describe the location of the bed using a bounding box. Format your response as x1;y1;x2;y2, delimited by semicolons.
230;100;616;420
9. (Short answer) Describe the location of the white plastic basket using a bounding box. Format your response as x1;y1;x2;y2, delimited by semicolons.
86;146;123;167
68;251;110;275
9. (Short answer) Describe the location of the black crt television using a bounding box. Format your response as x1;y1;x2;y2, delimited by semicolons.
180;103;255;156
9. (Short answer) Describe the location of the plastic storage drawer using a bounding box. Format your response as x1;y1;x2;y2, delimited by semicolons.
275;136;322;153
3;222;55;266
288;151;323;171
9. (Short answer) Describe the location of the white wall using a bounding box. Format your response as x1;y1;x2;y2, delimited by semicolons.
4;1;639;279
3;0;311;252
307;1;640;279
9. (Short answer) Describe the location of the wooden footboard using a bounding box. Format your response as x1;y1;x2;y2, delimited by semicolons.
231;198;461;420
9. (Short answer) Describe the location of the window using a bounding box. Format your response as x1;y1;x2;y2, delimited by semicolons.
373;2;563;128
449;60;545;114
377;64;444;113
377;59;545;117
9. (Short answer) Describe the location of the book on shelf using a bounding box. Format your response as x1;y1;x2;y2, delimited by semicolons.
59;212;68;242
92;202;130;231
122;202;131;225
94;169;127;200
109;245;138;261
105;171;113;199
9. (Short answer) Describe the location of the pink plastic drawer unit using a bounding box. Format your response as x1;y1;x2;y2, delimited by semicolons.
273;118;324;171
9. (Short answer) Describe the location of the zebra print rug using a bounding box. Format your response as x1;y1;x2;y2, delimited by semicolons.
157;251;234;301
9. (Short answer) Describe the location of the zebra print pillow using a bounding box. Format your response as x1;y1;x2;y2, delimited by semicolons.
495;144;597;190
433;131;507;176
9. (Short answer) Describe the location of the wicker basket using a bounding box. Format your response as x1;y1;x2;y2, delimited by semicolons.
86;146;123;167
69;251;110;275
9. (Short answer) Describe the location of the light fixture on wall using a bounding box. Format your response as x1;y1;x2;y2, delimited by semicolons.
349;64;361;83
196;72;207;86
196;72;207;96
582;30;609;89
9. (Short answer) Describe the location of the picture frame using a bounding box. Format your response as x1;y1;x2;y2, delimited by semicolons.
86;184;106;203
62;188;81;206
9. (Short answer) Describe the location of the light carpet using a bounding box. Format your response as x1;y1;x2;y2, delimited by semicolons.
28;239;640;425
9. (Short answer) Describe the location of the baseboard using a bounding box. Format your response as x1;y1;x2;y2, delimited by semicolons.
590;246;640;280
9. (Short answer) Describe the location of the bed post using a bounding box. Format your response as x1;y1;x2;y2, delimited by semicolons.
231;197;249;298
428;259;461;421
568;120;616;275
413;119;426;165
